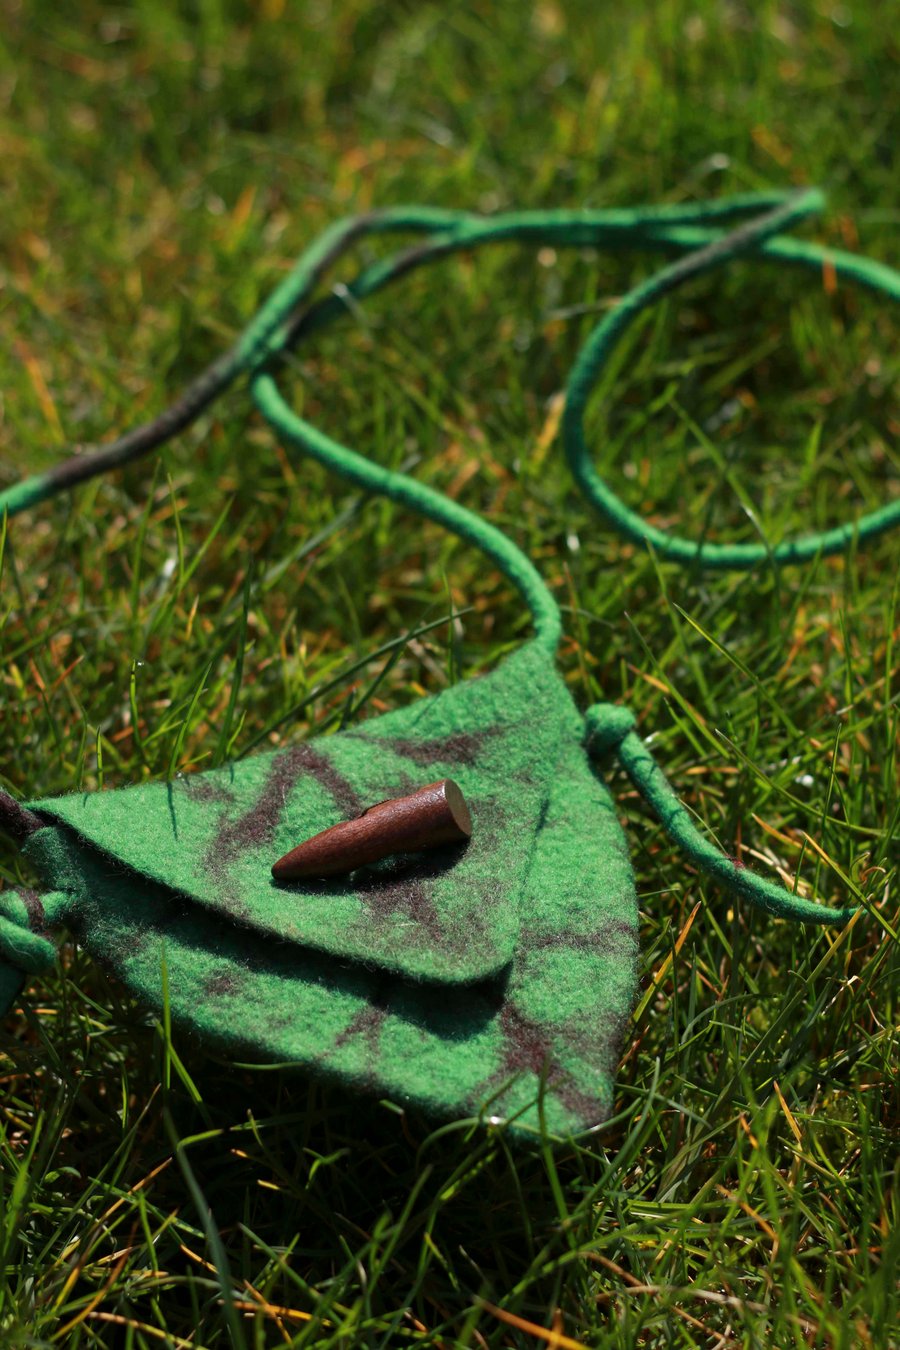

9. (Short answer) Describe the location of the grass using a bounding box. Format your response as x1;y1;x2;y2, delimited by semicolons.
1;0;898;1345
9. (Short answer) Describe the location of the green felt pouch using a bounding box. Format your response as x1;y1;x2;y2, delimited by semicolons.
13;643;639;1137
2;188;894;1140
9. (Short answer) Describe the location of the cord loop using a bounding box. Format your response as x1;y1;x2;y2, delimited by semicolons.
0;890;56;974
586;717;858;927
583;704;638;758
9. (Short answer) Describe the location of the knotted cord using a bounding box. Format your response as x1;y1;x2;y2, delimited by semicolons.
0;891;56;974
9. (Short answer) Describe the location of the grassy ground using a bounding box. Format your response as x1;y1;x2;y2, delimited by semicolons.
1;1;899;1346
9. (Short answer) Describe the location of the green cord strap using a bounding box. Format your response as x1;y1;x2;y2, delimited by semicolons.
0;208;465;518
0;890;57;974
583;705;856;926
258;192;786;649
563;209;900;567
4;187;898;578
252;369;563;653
252;192;833;652
252;191;835;642
271;190;900;572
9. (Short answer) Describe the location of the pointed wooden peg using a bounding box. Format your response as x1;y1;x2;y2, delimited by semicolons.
271;778;472;882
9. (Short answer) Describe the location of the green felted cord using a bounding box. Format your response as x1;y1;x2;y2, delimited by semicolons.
0;887;58;1019
0;188;850;532
0;891;56;973
249;193;828;647
563;202;900;566
583;706;856;926
252;372;562;654
241;191;900;569
0;916;55;973
0;887;74;1017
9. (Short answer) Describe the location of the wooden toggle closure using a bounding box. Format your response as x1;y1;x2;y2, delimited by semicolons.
271;778;472;882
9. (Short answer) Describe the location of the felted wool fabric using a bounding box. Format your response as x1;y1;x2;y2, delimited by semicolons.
15;641;639;1139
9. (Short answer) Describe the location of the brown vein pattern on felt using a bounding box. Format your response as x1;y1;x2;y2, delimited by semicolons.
209;743;366;870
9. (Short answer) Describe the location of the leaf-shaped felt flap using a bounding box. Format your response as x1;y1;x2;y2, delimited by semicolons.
28;644;575;985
